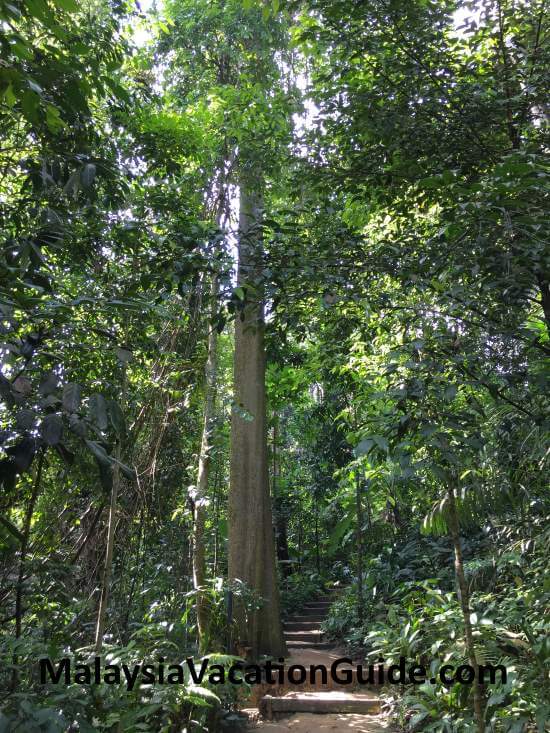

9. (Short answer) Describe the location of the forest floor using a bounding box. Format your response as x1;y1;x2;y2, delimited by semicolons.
245;647;393;732
247;711;390;732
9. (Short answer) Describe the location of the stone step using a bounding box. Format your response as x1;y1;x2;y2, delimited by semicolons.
305;597;332;604
282;667;385;689
285;640;334;650
259;691;381;720
248;663;384;706
290;613;325;623
301;610;329;618
284;630;323;643
304;601;332;610
296;610;328;620
303;603;331;612
284;620;321;631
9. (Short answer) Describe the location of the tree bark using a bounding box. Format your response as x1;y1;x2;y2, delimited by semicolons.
95;365;127;654
272;416;290;575
228;178;286;659
356;472;364;625
536;273;550;338
212;466;220;577
193;273;218;653
94;446;121;654
447;486;485;733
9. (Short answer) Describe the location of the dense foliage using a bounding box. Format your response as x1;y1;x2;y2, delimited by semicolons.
0;0;548;731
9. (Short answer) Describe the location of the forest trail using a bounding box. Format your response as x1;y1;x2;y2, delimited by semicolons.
245;593;392;732
2;1;547;730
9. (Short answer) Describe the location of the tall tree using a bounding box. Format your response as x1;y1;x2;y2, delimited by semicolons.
159;0;294;659
193;272;220;652
228;169;286;658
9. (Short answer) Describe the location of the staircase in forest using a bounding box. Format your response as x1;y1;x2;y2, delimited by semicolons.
282;593;334;650
256;589;382;722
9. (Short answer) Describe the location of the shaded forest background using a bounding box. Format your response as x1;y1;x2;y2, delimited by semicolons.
0;0;548;730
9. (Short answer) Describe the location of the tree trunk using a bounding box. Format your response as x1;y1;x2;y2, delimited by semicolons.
95;365;127;654
314;504;321;575
228;178;286;659
356;473;364;625
272;416;290;575
447;486;485;733
366;480;372;530
212;466;220;577
193;273;218;653
94;446;121;653
297;521;303;570
275;512;290;575
536;273;550;338
11;448;45;690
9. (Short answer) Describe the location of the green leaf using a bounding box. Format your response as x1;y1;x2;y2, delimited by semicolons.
431;464;449;484
81;163;96;188
21;90;40;125
87;443;134;483
410;712;430;727
116;347;132;363
68;415;87;438
95;457;113;492
107;400;126;435
0;514;24;543
53;0;78;11
85;439;111;466
27;80;42;94
62;382;81;412
536;705;549;733
3;83;16;108
64;170;80;197
355;438;374;456
41;415;63;445
188;685;221;704
327;513;354;555
16;409;35;430
4;4;22;18
11;39;33;61
13;376;32;396
419;176;440;190
38;372;58;396
444;384;457;401
45;104;65;133
89;394;108;431
373;435;389;452
24;0;50;21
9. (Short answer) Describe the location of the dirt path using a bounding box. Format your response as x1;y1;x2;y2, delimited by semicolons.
243;593;393;731
247;711;390;732
245;647;393;732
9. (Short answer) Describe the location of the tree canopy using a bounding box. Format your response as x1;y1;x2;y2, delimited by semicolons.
0;0;548;731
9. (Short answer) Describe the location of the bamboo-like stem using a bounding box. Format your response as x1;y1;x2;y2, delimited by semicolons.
94;364;127;654
11;449;45;690
447;486;485;733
